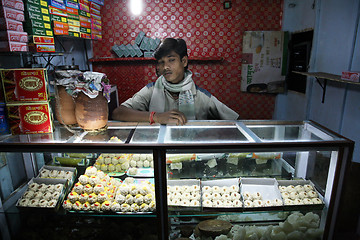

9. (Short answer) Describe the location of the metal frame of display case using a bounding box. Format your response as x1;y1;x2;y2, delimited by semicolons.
0;120;354;240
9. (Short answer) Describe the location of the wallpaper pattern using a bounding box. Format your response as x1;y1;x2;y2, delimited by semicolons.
92;0;283;119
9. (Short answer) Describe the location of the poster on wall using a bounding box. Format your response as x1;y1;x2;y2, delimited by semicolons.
241;31;288;93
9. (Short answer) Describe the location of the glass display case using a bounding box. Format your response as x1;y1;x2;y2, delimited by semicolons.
0;120;354;240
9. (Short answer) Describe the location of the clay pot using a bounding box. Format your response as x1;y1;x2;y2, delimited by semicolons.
55;86;77;125
75;92;108;131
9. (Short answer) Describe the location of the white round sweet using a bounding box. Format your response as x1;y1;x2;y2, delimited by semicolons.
79;175;89;185
289;192;299;200
139;203;149;212
308;191;318;198
281;192;290;199
243;192;252;201
230;185;239;192
18;198;29;207
284;199;293;205
292;199;302;205
286;185;296;192
85;166;97;176
114;164;121;172
312;198;322;204
121;162;129;170
136;160;144;168
294;185;305;192
302;198;313;205
115;194;126;204
110;202;121;212
203;199;212;207
244;200;253;207
304;184;314;191
232;200;242;207
143;160;150;168
252;192;262;200
121;203;131;212
230;192;240;201
128;167;138;175
40;169;50;178
212;193;221;200
298;191;308;199
202;186;212;193
278;186;287;192
253;200;263;207
190;199;200;206
222;193;231;200
272;199;283;206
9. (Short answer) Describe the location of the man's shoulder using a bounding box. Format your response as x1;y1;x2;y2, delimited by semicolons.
145;82;156;88
195;85;212;98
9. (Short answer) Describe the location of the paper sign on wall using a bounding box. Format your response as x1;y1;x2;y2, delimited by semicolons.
241;31;288;93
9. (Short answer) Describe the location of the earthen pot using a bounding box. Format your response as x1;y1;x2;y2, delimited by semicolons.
55;86;77;125
75;92;108;131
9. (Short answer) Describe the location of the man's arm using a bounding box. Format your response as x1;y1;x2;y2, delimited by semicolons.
112;105;150;122
112;105;187;125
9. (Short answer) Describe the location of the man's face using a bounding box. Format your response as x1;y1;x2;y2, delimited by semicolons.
157;51;188;84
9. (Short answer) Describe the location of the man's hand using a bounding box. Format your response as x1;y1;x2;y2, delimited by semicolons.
153;109;187;125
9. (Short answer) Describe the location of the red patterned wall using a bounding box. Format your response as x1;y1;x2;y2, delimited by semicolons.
92;0;283;119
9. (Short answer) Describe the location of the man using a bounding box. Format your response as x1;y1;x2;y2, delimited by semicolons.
112;38;239;125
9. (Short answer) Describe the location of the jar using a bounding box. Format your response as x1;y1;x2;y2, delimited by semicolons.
75;92;108;131
54;86;77;125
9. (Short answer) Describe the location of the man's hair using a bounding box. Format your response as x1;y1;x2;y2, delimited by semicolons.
154;38;188;61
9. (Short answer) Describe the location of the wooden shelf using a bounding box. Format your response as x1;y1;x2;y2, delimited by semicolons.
293;71;360;103
293;71;360;85
89;56;224;63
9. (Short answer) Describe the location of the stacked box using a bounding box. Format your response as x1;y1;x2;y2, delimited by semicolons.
78;0;89;12
66;5;81;37
0;68;53;134
0;0;28;52
89;0;100;40
24;0;56;52
49;5;68;35
112;31;160;58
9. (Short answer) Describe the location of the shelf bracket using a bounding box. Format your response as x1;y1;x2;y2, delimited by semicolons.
315;77;327;103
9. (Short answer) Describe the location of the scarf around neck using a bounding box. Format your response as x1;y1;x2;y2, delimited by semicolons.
149;70;196;120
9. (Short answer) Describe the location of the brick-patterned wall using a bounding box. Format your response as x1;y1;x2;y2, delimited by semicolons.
92;0;283;119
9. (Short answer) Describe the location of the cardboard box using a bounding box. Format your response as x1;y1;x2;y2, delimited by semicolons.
91;33;101;40
341;71;360;82
79;26;90;33
90;12;100;21
0;30;28;42
25;27;53;36
65;0;78;9
241;31;288;93
0;41;27;51
47;0;66;10
53;27;68;35
89;0;103;6
29;43;55;52
1;68;49;102
0;18;23;31
6;101;53;134
79;2;89;12
25;18;51;29
50;14;67;23
49;5;67;16
78;9;90;17
53;20;69;29
80;32;90;39
68;31;79;37
30;35;54;44
1;0;24;11
0;6;25;22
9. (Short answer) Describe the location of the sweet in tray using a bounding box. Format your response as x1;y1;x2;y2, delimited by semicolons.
17;178;67;209
63;166;156;213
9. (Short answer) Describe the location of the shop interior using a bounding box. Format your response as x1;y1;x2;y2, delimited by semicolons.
1;0;360;239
